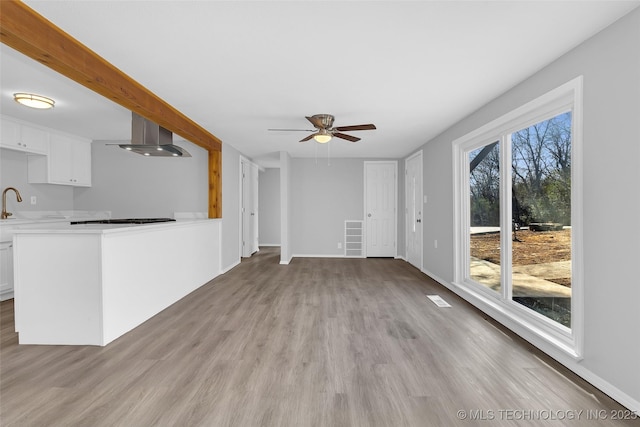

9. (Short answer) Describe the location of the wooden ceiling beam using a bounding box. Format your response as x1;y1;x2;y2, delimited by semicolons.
1;1;223;217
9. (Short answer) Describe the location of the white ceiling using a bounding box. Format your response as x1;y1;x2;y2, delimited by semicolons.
2;1;638;167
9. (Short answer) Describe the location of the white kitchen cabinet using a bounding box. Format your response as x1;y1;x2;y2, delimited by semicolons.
48;134;92;186
0;242;14;301
28;133;92;187
0;116;48;155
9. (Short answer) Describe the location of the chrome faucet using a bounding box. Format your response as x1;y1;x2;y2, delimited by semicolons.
2;187;23;219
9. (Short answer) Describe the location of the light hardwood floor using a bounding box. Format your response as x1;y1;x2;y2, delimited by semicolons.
1;247;637;426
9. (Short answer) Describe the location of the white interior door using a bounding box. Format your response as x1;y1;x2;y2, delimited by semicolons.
365;161;397;257
241;160;259;257
250;163;259;254
241;160;250;257
405;152;423;269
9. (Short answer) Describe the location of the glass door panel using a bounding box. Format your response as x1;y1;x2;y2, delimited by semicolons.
468;141;501;292
510;112;572;327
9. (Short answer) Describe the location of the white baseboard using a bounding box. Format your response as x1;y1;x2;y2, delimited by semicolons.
420;266;640;414
292;253;345;258
279;254;292;265
259;243;281;247
220;259;241;274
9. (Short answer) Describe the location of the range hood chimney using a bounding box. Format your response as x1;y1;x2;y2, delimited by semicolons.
119;112;191;157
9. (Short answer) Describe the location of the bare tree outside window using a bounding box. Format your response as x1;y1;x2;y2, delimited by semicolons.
469;112;572;327
511;112;572;327
469;142;501;292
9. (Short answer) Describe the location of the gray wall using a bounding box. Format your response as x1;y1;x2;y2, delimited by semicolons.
74;140;208;218
279;151;292;264
73;139;244;273
396;158;405;260
258;168;280;246
289;158;404;257
0;148;74;213
290;159;365;256
420;8;639;408
221;143;241;272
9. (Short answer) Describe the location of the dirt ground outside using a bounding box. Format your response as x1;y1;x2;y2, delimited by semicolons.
470;228;571;287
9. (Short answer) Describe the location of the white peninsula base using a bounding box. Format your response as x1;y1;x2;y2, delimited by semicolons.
13;220;221;346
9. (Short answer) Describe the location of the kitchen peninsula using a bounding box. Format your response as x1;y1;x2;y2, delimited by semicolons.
13;218;221;346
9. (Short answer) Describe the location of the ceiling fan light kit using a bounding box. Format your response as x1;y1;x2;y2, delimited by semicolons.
269;113;376;144
313;129;332;143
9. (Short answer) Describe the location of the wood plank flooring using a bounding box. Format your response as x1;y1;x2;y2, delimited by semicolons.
1;247;637;426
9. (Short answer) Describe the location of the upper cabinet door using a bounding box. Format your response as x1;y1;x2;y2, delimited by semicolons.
48;134;92;187
27;130;92;188
0;118;20;148
20;126;49;154
48;134;74;184
70;139;91;186
0;117;48;155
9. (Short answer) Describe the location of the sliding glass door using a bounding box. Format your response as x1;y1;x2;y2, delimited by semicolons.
454;77;582;354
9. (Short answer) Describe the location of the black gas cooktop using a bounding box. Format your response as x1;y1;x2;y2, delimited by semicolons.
70;218;176;225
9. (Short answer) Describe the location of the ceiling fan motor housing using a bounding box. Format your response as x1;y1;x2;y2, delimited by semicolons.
312;114;335;129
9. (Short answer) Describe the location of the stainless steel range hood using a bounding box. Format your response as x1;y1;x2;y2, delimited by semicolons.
119;112;191;157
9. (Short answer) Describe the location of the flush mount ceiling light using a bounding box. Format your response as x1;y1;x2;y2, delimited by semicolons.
13;92;55;109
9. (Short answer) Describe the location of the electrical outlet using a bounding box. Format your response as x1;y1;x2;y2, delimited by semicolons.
338;242;342;249
30;196;37;205
434;240;438;249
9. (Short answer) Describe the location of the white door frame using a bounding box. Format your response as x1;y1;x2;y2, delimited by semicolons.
240;156;259;258
363;161;397;258
250;162;259;254
405;150;423;270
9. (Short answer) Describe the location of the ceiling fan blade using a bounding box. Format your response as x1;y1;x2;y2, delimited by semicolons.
299;134;315;142
333;132;361;143
306;116;324;128
334;124;377;132
268;128;315;131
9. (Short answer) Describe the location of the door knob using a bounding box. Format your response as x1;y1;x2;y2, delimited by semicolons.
367;213;372;217
417;219;421;223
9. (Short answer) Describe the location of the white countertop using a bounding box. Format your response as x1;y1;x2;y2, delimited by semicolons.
10;218;220;236
1;212;220;241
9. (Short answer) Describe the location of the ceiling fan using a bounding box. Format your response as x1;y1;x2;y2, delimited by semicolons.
269;114;376;143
